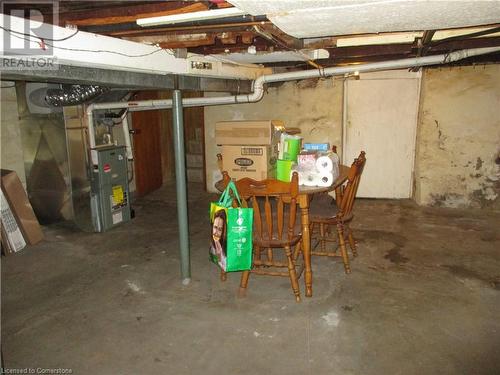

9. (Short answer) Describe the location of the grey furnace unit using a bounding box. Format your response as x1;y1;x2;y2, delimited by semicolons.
90;146;131;232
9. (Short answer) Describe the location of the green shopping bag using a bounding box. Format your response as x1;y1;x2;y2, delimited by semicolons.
210;181;253;272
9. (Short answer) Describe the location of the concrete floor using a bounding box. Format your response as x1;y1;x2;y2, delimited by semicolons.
2;183;499;375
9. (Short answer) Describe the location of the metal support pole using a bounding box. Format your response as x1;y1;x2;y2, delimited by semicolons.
172;90;191;284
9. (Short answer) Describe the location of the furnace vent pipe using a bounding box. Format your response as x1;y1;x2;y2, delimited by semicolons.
46;84;109;107
86;46;500;153
121;115;133;161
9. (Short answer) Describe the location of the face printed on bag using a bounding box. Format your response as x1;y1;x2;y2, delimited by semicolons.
212;216;224;242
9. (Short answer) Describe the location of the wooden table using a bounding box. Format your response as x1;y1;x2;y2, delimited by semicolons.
215;164;349;297
297;165;349;297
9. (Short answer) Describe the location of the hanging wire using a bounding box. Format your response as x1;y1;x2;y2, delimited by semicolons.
1;26;176;58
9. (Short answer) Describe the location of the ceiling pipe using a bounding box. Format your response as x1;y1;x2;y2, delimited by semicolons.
45;84;109;107
86;46;500;153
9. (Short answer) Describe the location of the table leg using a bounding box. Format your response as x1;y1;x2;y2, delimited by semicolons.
299;195;313;297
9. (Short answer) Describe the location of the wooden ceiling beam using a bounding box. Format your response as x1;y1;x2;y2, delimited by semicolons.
61;2;208;27
189;37;273;54
417;30;436;56
158;35;216;49
123;31;255;50
106;21;271;37
255;25;304;50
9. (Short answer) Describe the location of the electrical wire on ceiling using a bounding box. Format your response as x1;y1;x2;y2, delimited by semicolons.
1;19;316;68
2;26;177;58
0;25;79;41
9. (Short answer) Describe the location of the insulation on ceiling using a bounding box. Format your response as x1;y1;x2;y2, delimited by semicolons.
229;0;500;38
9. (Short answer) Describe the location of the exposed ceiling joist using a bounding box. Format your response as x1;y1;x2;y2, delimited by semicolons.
61;2;208;27
3;1;500;70
1;15;270;80
254;25;304;50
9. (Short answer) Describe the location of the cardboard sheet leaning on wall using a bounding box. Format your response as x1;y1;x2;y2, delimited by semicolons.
1;169;44;252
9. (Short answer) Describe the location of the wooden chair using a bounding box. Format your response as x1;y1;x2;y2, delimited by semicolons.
310;151;366;274
221;171;303;302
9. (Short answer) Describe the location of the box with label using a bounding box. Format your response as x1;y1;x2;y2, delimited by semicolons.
303;143;330;152
222;145;277;180
1;169;44;245
215;120;284;146
1;190;27;254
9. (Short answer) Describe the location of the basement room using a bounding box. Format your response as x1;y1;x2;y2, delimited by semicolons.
1;1;499;374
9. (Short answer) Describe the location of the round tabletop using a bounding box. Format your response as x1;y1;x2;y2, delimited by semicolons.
215;165;349;194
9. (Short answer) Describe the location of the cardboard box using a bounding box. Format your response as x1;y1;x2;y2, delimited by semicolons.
1;169;44;245
222;145;277;180
303;143;330;151
0;190;26;254
215;120;284;146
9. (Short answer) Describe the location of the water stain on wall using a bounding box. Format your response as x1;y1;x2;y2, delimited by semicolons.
415;65;500;208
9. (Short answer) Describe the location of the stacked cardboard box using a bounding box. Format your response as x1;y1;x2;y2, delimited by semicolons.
215;120;284;180
0;170;43;254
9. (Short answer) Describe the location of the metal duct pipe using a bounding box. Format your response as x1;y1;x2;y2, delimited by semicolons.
121;115;133;161
86;46;500;151
46;84;109;107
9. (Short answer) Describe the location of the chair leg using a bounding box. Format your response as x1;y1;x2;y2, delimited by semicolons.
285;246;301;302
310;222;318;242
337;224;351;274
239;270;250;297
319;223;326;252
220;270;227;281
255;245;262;261
293;241;302;261
266;247;273;262
346;226;358;257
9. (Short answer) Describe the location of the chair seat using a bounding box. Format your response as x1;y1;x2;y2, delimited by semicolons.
254;234;302;248
309;193;338;216
309;193;353;224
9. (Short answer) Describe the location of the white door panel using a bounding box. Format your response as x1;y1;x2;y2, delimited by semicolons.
343;71;421;198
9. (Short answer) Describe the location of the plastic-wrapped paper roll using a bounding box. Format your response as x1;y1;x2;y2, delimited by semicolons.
317;172;334;187
315;154;335;172
297;171;319;186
